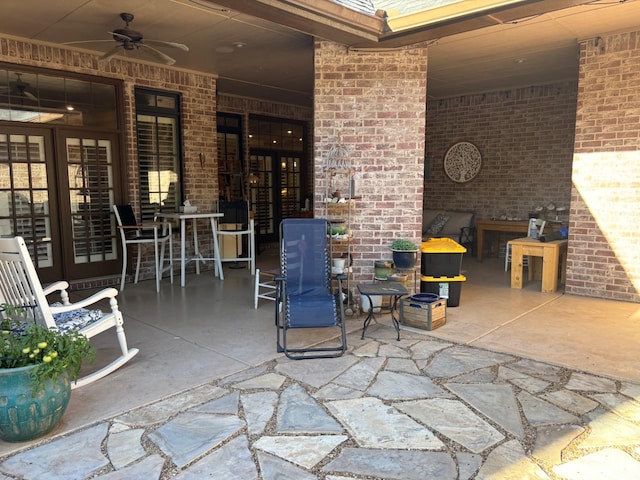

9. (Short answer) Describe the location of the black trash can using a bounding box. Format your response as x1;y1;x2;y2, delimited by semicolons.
420;275;466;307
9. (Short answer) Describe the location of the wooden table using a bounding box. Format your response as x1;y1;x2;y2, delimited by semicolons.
476;219;529;262
156;212;224;287
508;237;568;293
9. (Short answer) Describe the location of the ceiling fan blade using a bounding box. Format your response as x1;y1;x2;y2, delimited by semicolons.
109;31;134;42
22;90;38;101
99;45;123;62
140;44;176;65
63;39;115;46
145;39;189;52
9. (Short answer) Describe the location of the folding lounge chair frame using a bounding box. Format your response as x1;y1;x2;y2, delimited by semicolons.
275;218;347;359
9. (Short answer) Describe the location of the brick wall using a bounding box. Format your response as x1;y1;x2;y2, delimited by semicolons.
0;36;218;284
425;83;577;221
568;31;640;302
314;40;428;289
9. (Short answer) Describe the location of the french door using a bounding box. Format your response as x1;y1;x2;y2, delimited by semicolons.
57;130;120;281
0;128;59;281
0;125;121;283
249;150;303;243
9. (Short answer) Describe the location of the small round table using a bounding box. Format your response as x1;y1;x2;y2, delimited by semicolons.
357;282;408;341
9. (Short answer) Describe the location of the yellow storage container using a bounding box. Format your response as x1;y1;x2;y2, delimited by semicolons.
421;238;466;277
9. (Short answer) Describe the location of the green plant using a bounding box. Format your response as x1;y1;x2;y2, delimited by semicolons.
390;239;419;251
0;304;95;395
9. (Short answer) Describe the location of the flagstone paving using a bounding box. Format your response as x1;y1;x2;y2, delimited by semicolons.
3;325;640;479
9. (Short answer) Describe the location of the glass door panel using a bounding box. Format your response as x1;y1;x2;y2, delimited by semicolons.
58;131;120;280
250;153;275;238
0;132;55;271
280;155;301;218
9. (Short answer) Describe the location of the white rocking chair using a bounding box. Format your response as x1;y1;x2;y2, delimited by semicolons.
0;236;139;388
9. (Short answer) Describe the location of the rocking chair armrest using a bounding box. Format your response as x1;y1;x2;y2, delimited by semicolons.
49;287;120;314
42;281;72;306
42;280;70;296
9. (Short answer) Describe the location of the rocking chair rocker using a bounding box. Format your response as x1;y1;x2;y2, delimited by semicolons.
0;236;139;388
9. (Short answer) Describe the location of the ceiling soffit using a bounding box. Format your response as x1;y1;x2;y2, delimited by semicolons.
206;0;596;48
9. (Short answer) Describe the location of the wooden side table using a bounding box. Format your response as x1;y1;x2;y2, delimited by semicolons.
507;237;568;293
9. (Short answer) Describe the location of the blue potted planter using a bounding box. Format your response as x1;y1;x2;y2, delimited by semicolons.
390;239;419;270
391;249;418;270
0;364;71;442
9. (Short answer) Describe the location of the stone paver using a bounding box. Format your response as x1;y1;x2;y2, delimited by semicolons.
396;398;504;453
553;447;640;479
254;435;348;468
2;326;640;479
106;426;147;469
0;424;109;480
476;439;551;479
149;412;244;468
327;397;444;449
445;382;526;437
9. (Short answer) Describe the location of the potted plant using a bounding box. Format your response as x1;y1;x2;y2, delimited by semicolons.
390;238;420;270
0;304;95;442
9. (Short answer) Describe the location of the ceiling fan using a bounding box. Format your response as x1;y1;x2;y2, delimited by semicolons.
65;12;189;65
0;73;38;101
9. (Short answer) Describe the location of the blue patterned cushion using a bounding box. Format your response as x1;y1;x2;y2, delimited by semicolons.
50;302;104;332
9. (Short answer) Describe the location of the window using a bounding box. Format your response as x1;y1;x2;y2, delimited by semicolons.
0;67;117;127
135;89;182;221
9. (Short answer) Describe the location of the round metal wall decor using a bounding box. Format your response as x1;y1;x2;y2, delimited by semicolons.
443;141;482;183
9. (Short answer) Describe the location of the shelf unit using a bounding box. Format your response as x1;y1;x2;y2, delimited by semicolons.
324;138;355;315
324;171;354;316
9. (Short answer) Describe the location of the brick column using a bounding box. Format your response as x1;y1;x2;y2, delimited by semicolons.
314;41;428;288
569;31;640;302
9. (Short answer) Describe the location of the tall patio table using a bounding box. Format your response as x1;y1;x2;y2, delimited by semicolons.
156;212;224;287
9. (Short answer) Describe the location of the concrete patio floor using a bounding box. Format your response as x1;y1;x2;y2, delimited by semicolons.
1;251;640;478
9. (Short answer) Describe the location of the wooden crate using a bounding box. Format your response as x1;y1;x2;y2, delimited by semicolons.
400;296;447;330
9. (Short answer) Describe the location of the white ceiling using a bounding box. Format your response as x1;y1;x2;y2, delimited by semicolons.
0;0;639;106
